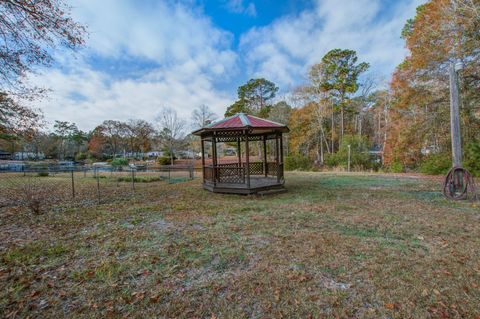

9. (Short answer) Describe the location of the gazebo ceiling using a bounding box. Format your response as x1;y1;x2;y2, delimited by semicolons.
192;113;289;136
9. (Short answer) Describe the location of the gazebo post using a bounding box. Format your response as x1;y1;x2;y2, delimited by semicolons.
280;133;284;182
245;131;250;189
237;137;242;182
212;136;217;186
275;133;280;183
237;137;241;165
263;135;267;177
201;138;205;183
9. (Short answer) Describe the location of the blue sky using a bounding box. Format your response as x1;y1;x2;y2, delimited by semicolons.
28;0;424;130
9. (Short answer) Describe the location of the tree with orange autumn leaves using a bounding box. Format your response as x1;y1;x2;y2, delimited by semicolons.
288;0;480;173
384;0;480;169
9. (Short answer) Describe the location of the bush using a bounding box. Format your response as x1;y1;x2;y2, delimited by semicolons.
325;135;372;169
111;158;129;167
389;161;404;173
75;152;87;161
464;141;480;176
284;154;311;171
157;156;171;165
37;172;49;177
117;176;161;183
420;153;451;175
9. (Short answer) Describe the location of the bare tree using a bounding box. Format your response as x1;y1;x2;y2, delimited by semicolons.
191;104;217;129
156;107;186;165
0;0;86;90
0;92;42;137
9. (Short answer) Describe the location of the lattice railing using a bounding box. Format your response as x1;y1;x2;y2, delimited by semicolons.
248;162;264;175
267;162;278;177
217;166;245;184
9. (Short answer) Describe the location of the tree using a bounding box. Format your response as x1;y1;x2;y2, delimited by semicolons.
311;49;369;141
128;119;154;158
99;120;127;157
156;108;186;165
53;120;78;160
0;92;42;138
386;0;480;169
191;104;217;129
268;101;292;125
0;0;86;90
88;128;106;159
225;78;279;117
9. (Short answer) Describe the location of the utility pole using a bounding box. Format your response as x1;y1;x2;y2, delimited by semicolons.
449;61;462;167
449;0;462;167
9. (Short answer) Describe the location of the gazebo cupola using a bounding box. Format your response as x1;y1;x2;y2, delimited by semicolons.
192;113;289;194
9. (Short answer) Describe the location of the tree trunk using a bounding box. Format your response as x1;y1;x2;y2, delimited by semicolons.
320;130;324;164
331;107;335;153
382;103;389;165
340;107;344;142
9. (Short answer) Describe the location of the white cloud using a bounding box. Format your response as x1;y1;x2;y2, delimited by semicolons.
28;60;233;131
239;0;425;88
26;0;426;131
223;0;257;17
28;0;238;131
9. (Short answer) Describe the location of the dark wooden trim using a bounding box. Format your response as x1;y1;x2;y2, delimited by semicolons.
263;135;267;177
280;133;284;183
212;136;217;186
203;182;285;195
275;133;280;183
245;131;250;189
201;138;205;183
237;137;241;167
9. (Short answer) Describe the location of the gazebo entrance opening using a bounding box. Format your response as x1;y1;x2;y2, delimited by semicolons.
192;113;289;194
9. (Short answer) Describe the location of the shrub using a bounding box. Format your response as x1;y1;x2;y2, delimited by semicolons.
464;141;480;177
325;135;372;170
117;176;161;183
284;154;311;171
157;156;171;165
75;152;87;161
389;161;404;173
420;153;451;175
111;158;129;167
37;172;49;177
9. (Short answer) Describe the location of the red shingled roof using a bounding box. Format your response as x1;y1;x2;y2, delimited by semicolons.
192;113;289;135
208;115;244;129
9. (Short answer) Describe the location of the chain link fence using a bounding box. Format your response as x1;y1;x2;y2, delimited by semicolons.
0;165;195;213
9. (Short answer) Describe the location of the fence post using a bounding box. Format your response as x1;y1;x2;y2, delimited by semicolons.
84;166;87;178
168;168;171;183
96;172;100;204
131;169;135;191
71;169;75;199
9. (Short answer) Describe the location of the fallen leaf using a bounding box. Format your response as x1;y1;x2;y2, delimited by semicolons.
385;303;394;310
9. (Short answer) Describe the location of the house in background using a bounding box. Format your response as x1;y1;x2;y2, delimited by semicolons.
12;152;45;160
0;150;11;160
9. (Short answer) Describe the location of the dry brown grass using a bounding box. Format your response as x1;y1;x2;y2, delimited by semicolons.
0;171;479;318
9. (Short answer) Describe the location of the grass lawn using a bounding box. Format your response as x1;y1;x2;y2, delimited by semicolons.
1;172;479;318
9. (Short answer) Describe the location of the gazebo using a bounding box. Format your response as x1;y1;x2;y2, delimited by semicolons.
192;113;289;194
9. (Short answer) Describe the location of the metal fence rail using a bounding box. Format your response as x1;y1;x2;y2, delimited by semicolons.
0;165;195;213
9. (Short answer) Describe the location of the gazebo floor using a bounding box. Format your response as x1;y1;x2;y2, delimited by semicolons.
203;176;285;194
